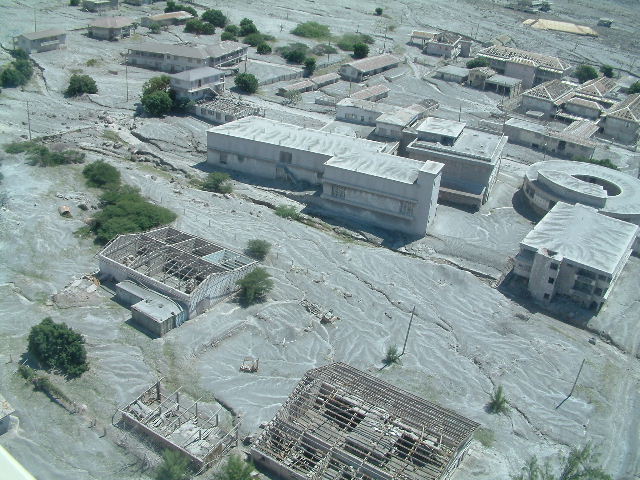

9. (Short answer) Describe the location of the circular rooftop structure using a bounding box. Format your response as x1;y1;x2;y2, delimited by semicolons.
523;160;640;225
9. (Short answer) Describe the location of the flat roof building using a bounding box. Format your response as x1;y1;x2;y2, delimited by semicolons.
435;65;469;83
169;67;225;100
88;16;134;41
98;227;257;334
193;94;261;125
83;0;118;12
476;46;572;89
251;363;479;480
339;54;401;82
350;84;390;101
141;11;194;27
405;118;507;207
14;29;66;54
513;202;639;310
127;41;248;73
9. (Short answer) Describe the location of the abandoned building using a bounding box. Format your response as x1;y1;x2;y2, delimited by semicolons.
466;67;523;98
193;95;261;124
0;393;14;435
277;73;340;96
141;11;194;27
14;29;66;54
88;16;134;41
169;67;225;100
83;0;118;13
120;380;238;472
435;66;469;84
251;363;479;480
127;41;248;73
513;202;639;310
504;117;597;159
475;46;572;89
350;84;391;102
520;80;576;117
601;93;640;144
320;153;443;236
423;32;469;59
522;160;640;225
405;117;507;207
98;227;257;335
409;30;439;47
339;55;401;82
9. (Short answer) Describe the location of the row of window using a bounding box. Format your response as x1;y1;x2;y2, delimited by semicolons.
330;184;415;216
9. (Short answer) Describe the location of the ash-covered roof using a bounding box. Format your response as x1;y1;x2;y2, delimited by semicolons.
169;66;224;82
128;41;246;60
326;152;442;184
576;77;617;98
89;16;134;28
477;46;571;72
606;93;640;122
343;54;400;74
19;28;65;40
350;84;390;100
144;11;194;21
523;80;575;102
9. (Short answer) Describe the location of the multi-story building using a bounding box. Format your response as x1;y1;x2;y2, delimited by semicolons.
424;32;465;59
14;29;66;54
405;117;507;207
520;79;575;117
475;46;572;89
513;202;639;311
602;93;640;144
339;54;400;82
88;16;134;41
169;67;225;100
127;41;248;73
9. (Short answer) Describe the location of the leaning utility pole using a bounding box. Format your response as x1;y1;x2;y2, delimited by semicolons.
401;306;416;356
26;100;32;140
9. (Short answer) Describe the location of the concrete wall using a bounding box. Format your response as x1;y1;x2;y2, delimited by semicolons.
335;104;381;125
564;102;601;120
504;62;536;89
521;95;556;116
16;34;66;53
603;116;639;144
89;26;130;40
425;42;460;59
128;51;207;73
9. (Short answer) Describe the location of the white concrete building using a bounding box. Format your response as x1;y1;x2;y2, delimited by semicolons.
339;55;400;82
602;94;640;144
88;16;134;41
127;41;248;73
169;67;224;100
424;32;464;59
14;29;66;54
405;118;507;207
521;80;576;117
321;153;442;236
514;202;639;310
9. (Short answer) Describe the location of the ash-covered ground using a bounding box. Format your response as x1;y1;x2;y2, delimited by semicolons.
1;1;639;479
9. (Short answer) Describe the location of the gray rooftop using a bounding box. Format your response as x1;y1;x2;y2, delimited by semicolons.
521;202;638;274
416;117;466;138
325;152;442;184
336;98;397;114
169;67;224;82
526;160;640;217
437;65;470;77
19;28;65;40
485;74;522;87
208;116;385;157
89;16;134;28
505;117;548;134
129;41;246;60
377;107;424;127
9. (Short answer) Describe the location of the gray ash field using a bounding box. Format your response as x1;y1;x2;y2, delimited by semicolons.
1;0;640;479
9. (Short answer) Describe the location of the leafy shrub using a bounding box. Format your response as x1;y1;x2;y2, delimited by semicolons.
143;75;171;96
221;31;237;41
86;58;99;67
629;81;640;94
184;19;215;35
336;33;374;51
69;0;80;5
3;141;85;167
239;18;258;36
237;268;274;306
245;239;271;260
383;345;401;365
291;21;330;39
148;22;162;34
312;43;338;56
1;67;27;88
155;449;190;480
142;91;173;116
14;59;33;79
243;32;275;47
216;455;255;480
9;48;29;60
165;1;197;17
304;57;316;76
256;43;272;55
275;205;300;220
234;73;258;93
513;444;612;480
83;161;121;189
27;317;89;377
572;155;618;170
600;64;614;78
202;171;232;193
575;64;598;83
375;7;383;15
466;58;489;68
1;55;34;88
65;74;98;96
225;24;239;35
201;9;227;27
473;428;495;448
278;43;309;64
353;43;369;59
487;385;508;414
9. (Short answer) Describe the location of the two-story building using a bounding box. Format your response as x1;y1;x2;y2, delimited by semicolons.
169;67;225;100
88;16;134;41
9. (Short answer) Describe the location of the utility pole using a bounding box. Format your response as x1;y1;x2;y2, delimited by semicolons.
125;59;129;102
401;306;416;356
458;104;461;122
26;100;32;140
33;8;37;31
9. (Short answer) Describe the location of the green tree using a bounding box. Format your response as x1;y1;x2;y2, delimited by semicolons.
165;1;197;17
143;75;171;96
9;48;29;60
148;22;162;34
513;444;612;480
69;0;80;5
65;74;98;96
575;64;598;83
375;7;383;15
312;43;338;55
216;455;254;480
239;18;258;36
237;268;274;306
466;58;489;68
142;91;173;116
14;59;33;79
599;64;614;78
155;449;190;480
202;172;232;193
353;43;369;59
291;21;331;39
83;161;121;189
383;345;401;365
27;317;89;378
225;24;239;35
221;31;237;41
256;43;272;54
1;67;26;88
304;57;316;76
184;19;215;35
629;81;640;94
202;9;227;27
245;239;271;260
234;73;258;93
336;33;374;51
487;385;508;414
274;205;300;220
